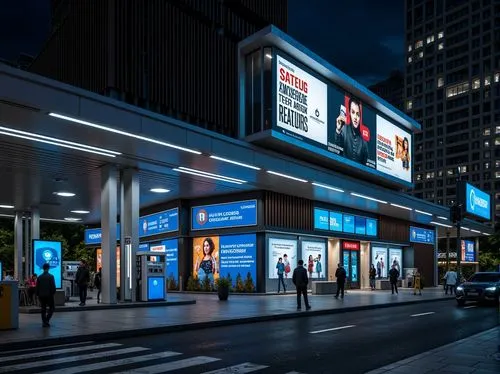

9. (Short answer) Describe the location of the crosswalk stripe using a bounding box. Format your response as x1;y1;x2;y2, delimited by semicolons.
201;362;269;373
0;347;148;373
112;356;220;373
0;342;122;363
41;351;182;374
0;341;94;356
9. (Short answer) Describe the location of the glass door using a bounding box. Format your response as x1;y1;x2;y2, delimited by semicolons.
342;250;360;289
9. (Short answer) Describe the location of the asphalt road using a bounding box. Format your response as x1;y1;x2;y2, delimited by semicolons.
1;300;498;374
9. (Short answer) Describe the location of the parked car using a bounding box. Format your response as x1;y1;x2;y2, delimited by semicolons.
456;272;500;306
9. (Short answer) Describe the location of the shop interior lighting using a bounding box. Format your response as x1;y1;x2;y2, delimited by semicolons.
350;192;387;204
311;182;344;193
210;155;261;170
49;113;201;155
265;53;273;59
0;126;120;158
437;216;449;220
470;229;481;233
429;221;453;228
173;167;246;185
482;232;490;236
71;210;90;214
266;170;308;183
390;203;413;211
55;192;76;197
415;209;433;216
150;188;170;193
0;214;80;223
0;205;14;209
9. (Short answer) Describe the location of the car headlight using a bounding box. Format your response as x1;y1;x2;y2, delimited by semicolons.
456;286;464;291
485;287;497;292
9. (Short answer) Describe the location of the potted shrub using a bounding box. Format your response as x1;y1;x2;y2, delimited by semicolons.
215;276;230;301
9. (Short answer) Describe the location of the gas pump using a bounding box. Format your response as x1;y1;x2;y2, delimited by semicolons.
136;251;166;301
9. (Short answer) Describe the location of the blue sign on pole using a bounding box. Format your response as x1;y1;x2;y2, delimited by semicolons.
465;183;491;220
139;208;179;237
191;200;257;230
32;240;62;289
462;240;475;262
218;234;257;287
410;226;435;244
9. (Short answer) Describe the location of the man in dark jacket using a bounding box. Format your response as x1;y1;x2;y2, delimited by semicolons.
335;263;347;299
36;263;56;327
389;264;400;294
292;260;311;311
75;260;90;306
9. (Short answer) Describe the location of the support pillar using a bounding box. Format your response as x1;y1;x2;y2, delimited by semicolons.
120;168;139;302
475;237;480;273
14;212;23;281
434;227;438;287
445;231;450;271
101;165;118;304
24;214;30;279
31;208;40;279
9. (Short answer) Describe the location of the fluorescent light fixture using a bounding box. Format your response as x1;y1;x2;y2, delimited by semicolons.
0;126;120;157
415;209;432;216
49;113;201;155
70;210;90;214
311;182;344;193
173;168;245;185
429;221;453;228
482;232;490;236
265;53;273;59
0;205;14;209
266;170;308;183
178;166;245;183
64;217;81;222
437;216;448;220
209;155;261;170
461;227;470;231
350;192;387;204
390;203;413;211
470;229;481;233
55;192;76;197
150;188;170;193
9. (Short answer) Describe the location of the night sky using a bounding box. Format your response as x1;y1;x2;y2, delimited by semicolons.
0;0;404;86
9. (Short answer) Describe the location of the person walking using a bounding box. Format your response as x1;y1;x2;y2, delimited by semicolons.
75;260;90;306
276;258;286;294
389;264;400;294
443;268;458;295
335;263;347;299
292;260;311;311
369;264;376;290
94;267;102;303
36;263;56;327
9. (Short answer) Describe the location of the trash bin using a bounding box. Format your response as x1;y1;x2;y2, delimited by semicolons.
0;281;19;330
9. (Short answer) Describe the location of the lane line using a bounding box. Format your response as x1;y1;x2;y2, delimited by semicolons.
410;312;435;317
42;350;182;374
0;341;94;355
309;325;356;334
0;347;148;373
112;356;220;373
202;362;269;373
0;342;122;363
464;305;477;309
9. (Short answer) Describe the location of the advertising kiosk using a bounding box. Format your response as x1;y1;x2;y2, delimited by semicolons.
136;251;166;301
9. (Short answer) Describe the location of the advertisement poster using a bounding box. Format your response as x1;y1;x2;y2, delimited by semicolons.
33;240;62;289
163;239;178;282
139;208;179;237
96;247;121;287
268;237;297;279
389;248;402;277
351;252;358;282
461;240;475;262
276;55;328;145
192;200;257;230
343;252;350;278
314;208;329;230
410;226;435;244
193;236;220;282
329;211;343;231
302;241;325;279
219;234;257;286
376;115;412;183
372;247;388;278
465;183;491;220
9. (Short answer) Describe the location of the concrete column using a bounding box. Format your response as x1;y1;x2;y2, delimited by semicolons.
120;168;139;302
101;165;118;304
434;227;438;287
24;214;30;279
475;237;480;272
31;208;40;279
14;212;23;281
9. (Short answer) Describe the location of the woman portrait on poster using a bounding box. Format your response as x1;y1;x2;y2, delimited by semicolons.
195;237;217;282
307;255;314;278
401;137;410;170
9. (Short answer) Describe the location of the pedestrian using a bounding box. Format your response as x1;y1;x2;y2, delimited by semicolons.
389;264;399;294
413;268;422;296
369;264;376;290
36;263;56;327
4;271;14;281
94;267;102;303
276;258;286;294
75;260;90;306
443;268;458;295
292;260;311;311
334;263;347;299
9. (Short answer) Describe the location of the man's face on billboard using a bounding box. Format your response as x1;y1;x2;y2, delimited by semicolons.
350;101;360;128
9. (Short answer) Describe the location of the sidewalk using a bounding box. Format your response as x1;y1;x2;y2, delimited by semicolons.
367;327;500;374
1;287;453;350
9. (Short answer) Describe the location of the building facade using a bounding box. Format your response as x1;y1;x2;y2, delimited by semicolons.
30;0;288;138
404;0;500;224
369;70;405;111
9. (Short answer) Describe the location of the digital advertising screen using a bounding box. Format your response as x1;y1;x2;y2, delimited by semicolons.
219;234;257;287
268;237;297;279
461;240;475;262
139;208;179;237
147;277;165;300
366;219;377;236
302;240;326;279
389;248;402;277
464;182;491;221
193;236;220;282
351;251;358;282
0;261;3;280
343;252;350;278
313;208;377;237
33;240;62;289
372;247;388;278
96;247;121;286
354;216;366;235
192;200;257;230
313;208;329;230
162;239;178;282
329;211;343;232
410;226;435;244
343;215;355;233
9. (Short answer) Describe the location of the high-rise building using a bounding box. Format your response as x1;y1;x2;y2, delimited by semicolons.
369;70;405;111
404;0;500;223
30;0;288;138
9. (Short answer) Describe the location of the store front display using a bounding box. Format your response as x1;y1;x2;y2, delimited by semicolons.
342;241;360;288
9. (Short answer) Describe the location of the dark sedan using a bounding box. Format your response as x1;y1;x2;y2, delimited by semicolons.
456;272;500;306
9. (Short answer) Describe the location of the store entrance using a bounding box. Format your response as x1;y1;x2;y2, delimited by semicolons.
342;245;360;289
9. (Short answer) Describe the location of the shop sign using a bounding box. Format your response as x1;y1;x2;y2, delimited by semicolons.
191;200;257;230
343;241;360;250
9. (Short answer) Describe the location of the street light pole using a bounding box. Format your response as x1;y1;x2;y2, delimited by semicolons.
455;166;462;283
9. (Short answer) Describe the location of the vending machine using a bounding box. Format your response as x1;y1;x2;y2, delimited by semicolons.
136;251;166;301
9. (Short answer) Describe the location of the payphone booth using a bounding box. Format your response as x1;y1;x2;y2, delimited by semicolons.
136;251;166;301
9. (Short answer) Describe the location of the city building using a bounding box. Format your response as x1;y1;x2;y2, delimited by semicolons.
404;0;499;225
369;70;405;111
30;0;288;138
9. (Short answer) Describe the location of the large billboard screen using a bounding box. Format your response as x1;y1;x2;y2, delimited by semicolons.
33;240;62;289
192;200;258;231
464;183;491;221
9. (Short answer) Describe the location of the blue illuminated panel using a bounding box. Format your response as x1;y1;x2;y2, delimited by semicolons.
313;208;377;237
33;240;62;289
314;209;329;230
354;216;366;235
366;219;377;236
329;212;343;232
409;226;435;244
192;200;257;230
343;215;355;233
148;277;165;300
465;183;491;220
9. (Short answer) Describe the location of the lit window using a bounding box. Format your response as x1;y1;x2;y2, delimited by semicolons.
495;73;500;83
496;126;500;134
496;137;500;146
438;42;444;50
437;77;444;87
426;172;435;179
408;56;413;63
417;174;422;181
484;140;490;148
447;169;454;175
459;166;468;173
483;128;491;136
496;172;500;179
485;76;491;86
418;51;424;58
408;45;413;52
446;81;470;98
484;162;490;170
415;40;424;49
438;170;443;177
496;160;500;168
407;100;413;110
473;78;481;89
438;31;444;39
426;35;435;44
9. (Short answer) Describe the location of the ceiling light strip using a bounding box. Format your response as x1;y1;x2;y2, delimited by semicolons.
350;192;388;204
415;209;433;216
173;168;244;185
470;229;481;233
429;221;453;228
210;155;261;170
266;170;308;183
49;113;201;155
461;227;470;231
437;216;448;220
311;182;344;193
390;203;413;211
178;166;246;183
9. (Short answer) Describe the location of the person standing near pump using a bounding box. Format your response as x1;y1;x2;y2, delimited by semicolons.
389;264;400;295
94;267;102;303
75;260;90;306
292;260;311;311
335;263;347;299
443;268;458;295
276;258;286;294
36;263;56;327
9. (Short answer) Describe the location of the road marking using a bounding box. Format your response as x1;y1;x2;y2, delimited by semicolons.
0;347;148;373
112;356;220;373
42;350;182;374
464;305;477;309
285;372;307;374
0;341;94;355
0;342;122;363
410;312;435;317
309;325;356;334
202;362;269;373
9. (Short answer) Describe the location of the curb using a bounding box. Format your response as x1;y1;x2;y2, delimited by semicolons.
1;296;454;351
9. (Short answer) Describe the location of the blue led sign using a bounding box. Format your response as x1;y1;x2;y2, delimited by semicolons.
465;183;491;221
32;240;62;289
192;200;257;230
409;226;435;244
314;208;377;237
314;209;329;231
